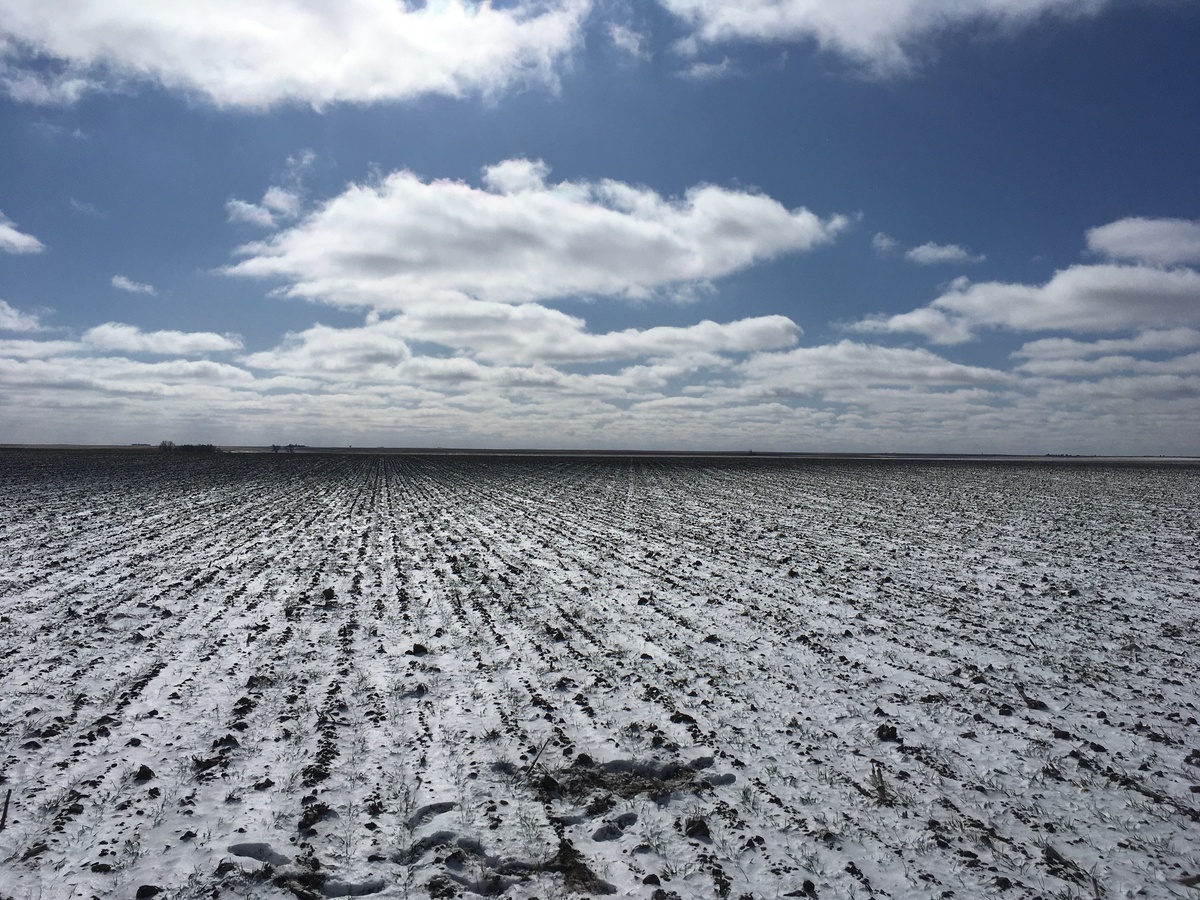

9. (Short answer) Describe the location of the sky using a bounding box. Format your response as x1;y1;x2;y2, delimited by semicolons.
1;0;1199;453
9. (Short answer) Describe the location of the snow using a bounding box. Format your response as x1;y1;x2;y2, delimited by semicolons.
0;451;1197;899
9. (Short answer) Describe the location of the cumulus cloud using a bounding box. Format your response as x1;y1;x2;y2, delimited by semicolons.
854;264;1200;344
502;312;799;365
480;158;552;195
0;354;260;397
111;275;156;295
1012;328;1200;361
243;321;412;376
0;158;861;448
869;232;982;264
1086;217;1200;267
246;309;799;377
1013;351;1200;380
0;0;588;109
0;210;44;253
226;159;849;311
0;338;82;359
83;323;243;355
228;321;1049;450
738;339;1009;397
853;303;976;345
0;299;43;332
905;241;984;265
4;316;1197;452
657;0;1111;73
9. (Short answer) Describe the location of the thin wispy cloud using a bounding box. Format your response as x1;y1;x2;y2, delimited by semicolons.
227;151;314;227
657;0;1113;73
111;275;156;295
609;23;650;61
678;58;733;80
227;188;303;228
872;232;899;254
69;198;106;218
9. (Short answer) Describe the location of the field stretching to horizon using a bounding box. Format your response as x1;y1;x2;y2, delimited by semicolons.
1;450;1197;900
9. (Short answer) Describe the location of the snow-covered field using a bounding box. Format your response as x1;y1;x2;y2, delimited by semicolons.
1;451;1198;900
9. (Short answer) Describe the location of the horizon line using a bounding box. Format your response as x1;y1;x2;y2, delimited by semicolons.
2;443;1198;462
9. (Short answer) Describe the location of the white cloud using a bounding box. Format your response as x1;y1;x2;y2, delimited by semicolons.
0;338;81;359
854;263;1200;344
0;354;260;396
0;0;589;109
657;0;1110;73
0;299;43;332
480;158;552;195
1012;328;1200;361
0;65;101;105
69;197;106;218
678;58;732;80
226;199;278;228
504;312;799;365
228;151;314;227
870;232;983;264
1014;351;1200;380
226;160;850;311
905;241;984;265
1020;371;1200;423
4;317;1198;452
262;186;302;219
738;339;1009;397
852;302;976;345
83;323;243;355
243;321;412;376
111;275;156;295
246;309;799;377
230;324;1042;450
609;23;650;60
872;232;898;254
1086;217;1200;267
227;188;304;228
0;210;44;253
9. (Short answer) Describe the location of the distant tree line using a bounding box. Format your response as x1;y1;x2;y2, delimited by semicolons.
158;441;219;454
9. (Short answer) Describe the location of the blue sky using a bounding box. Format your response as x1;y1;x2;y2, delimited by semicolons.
1;0;1198;453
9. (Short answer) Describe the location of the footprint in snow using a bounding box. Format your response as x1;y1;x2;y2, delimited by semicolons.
407;800;458;830
227;842;291;867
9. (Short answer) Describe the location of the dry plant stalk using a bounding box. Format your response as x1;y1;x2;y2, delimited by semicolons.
870;760;891;807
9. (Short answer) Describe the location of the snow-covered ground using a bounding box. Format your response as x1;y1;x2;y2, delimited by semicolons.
1;451;1197;900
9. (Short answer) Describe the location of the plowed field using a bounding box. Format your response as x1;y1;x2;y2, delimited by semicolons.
1;451;1198;899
